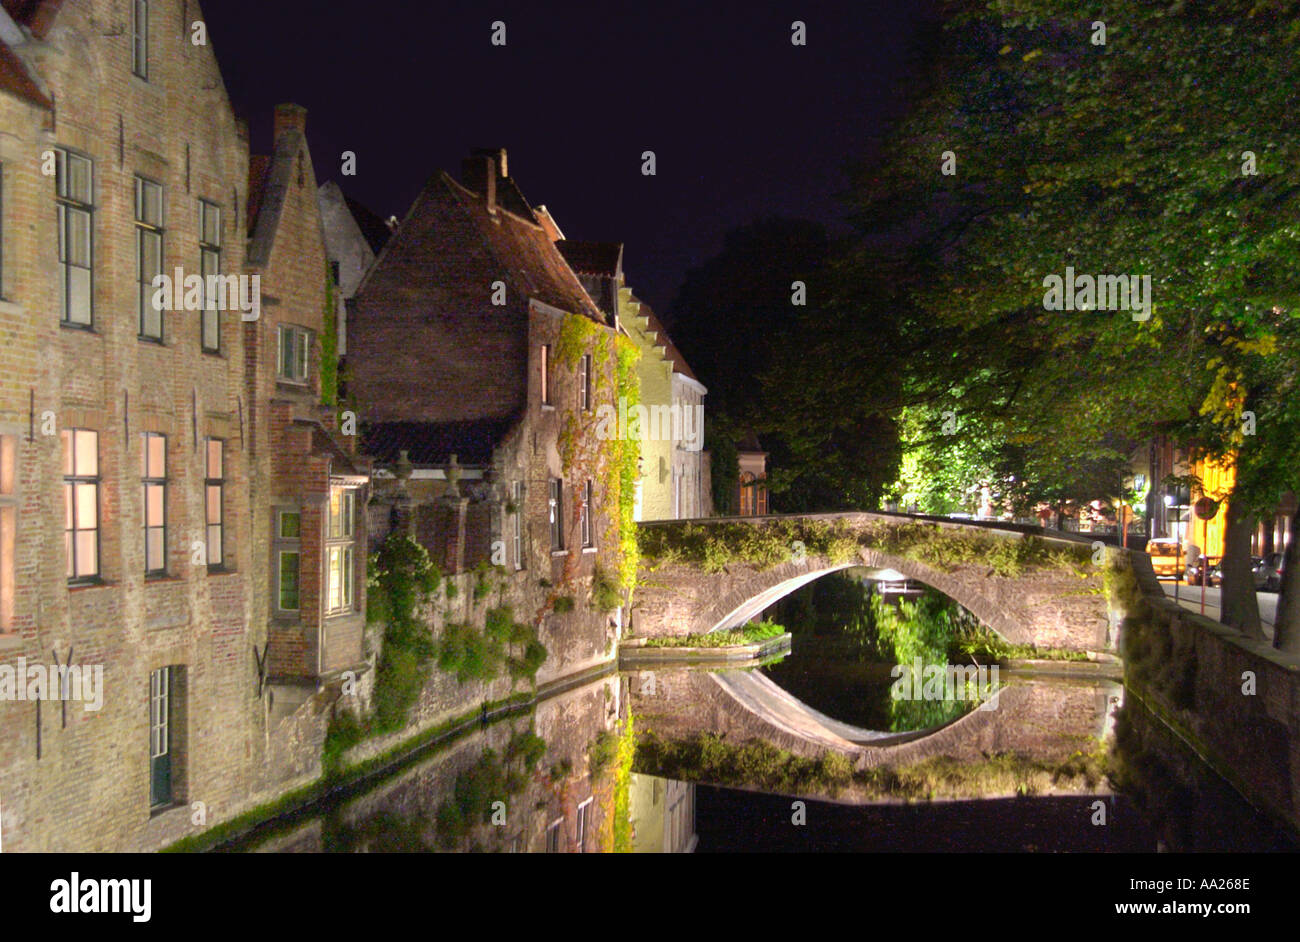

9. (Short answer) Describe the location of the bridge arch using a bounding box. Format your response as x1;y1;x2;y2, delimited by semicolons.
633;512;1124;652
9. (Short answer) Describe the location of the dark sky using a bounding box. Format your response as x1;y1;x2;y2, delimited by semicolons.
203;0;934;312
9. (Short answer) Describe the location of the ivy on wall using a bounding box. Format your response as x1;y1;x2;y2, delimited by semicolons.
320;261;339;408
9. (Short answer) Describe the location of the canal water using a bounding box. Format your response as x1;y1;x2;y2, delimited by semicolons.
225;570;1298;853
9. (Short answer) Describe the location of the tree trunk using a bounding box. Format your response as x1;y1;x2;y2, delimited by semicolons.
1272;507;1300;653
1219;498;1263;638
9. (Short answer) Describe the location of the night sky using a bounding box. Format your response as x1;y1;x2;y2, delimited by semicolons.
204;1;934;312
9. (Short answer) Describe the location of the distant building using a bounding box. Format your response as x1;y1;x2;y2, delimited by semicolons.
736;430;769;516
317;180;390;358
555;240;710;521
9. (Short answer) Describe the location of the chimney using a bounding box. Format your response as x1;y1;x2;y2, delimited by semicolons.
461;153;497;214
274;103;307;143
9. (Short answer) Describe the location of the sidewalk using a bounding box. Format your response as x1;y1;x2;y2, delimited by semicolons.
1159;581;1277;643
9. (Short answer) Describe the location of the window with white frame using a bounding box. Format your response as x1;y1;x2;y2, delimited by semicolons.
131;0;149;79
326;485;355;614
580;479;594;549
136;176;164;340
576;797;593;852
511;481;524;570
149;666;175;808
0;434;15;631
199;200;221;352
205;438;224;568
274;508;300;612
278;324;310;383
548;478;564;551
63;429;99;581
55;149;93;326
578;353;592;412
142;432;166;574
545;818;563;853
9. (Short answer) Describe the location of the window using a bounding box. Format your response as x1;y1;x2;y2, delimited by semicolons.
55;149;93;326
199;200;221;352
548;478;564;551
576;797;593;852
545;818;563;853
580;480;593;549
149;666;172;807
141;432;166;574
136;176;164;340
0;434;15;631
511;481;523;570
131;0;148;80
63;429;98;581
326;485;355;614
540;344;552;406
274;509;300;612
578;353;592;412
204;438;223;569
277;324;310;383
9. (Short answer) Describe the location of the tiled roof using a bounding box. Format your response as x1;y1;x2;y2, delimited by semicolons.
442;173;606;324
362;419;514;466
556;240;623;277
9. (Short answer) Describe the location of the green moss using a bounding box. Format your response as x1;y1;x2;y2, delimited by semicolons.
320;262;338;408
641;619;787;649
591;565;621;613
611;713;636;852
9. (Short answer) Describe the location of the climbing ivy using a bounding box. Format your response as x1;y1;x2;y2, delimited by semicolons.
320;261;339;408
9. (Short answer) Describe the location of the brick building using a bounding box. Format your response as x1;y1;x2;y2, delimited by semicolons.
348;148;623;677
0;0;360;851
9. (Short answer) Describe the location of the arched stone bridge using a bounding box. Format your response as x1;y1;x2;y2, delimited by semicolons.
633;512;1133;653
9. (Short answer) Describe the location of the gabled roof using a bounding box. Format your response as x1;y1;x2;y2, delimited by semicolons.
0;38;49;108
556;240;623;278
247;125;314;269
343;193;391;255
439;173;606;324
631;296;700;383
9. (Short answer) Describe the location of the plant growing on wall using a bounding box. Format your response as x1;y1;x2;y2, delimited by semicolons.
320;261;339;408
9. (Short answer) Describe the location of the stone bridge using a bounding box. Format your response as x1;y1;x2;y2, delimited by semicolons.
633;512;1130;653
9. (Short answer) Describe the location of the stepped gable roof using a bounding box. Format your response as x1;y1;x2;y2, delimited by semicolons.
441;172;605;324
633;296;700;384
362;419;514;467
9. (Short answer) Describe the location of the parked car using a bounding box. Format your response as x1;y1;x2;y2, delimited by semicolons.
1184;556;1220;587
1145;538;1185;578
1261;552;1287;592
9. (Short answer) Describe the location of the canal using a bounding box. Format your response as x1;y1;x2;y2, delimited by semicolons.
223;569;1299;853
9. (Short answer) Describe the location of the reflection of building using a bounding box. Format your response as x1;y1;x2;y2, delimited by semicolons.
629;773;697;853
737;430;769;516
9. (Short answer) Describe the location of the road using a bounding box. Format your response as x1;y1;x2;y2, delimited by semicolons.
1159;580;1278;640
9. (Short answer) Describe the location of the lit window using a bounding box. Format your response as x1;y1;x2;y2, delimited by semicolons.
55;149;94;327
141;432;166;574
136;177;164;340
62;429;99;581
326;486;356;614
205;438;224;568
278;324;310;383
540;344;552;406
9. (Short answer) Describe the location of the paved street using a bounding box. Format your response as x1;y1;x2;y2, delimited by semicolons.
1160;581;1279;640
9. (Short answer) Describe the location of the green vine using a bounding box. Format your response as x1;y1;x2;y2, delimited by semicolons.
320;261;339;407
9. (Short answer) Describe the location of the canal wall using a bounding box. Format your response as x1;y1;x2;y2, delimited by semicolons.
1119;550;1300;836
